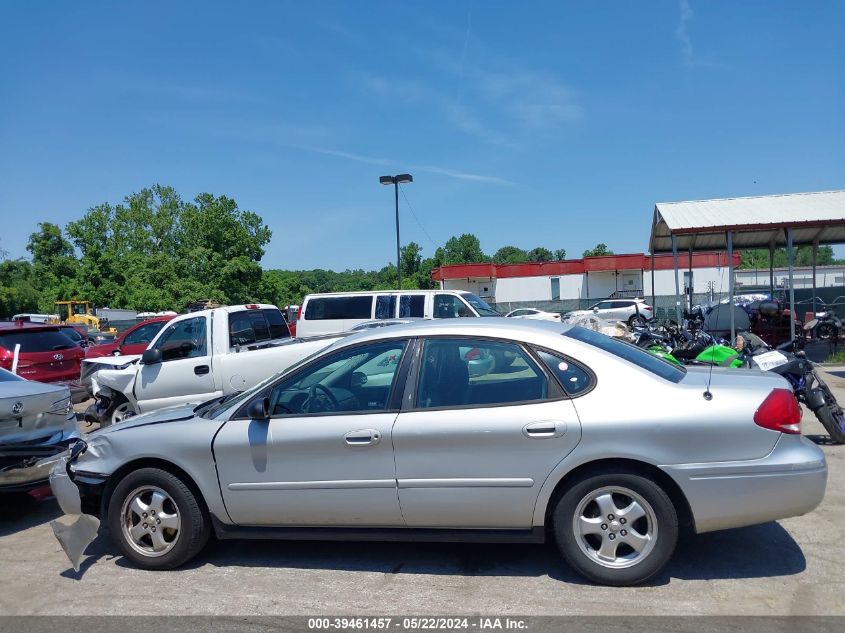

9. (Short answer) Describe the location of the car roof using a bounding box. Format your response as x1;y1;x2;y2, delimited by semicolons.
304;290;471;299
0;321;63;332
332;317;573;350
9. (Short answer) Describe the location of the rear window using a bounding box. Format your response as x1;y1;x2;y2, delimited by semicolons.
305;296;373;320
264;309;290;340
0;329;77;353
229;309;290;348
563;326;686;383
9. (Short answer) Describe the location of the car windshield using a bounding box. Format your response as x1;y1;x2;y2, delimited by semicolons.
563;326;686;383
462;293;500;316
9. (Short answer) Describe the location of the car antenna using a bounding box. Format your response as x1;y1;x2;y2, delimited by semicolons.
703;252;728;401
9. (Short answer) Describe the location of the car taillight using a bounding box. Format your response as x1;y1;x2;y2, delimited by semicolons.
754;388;802;434
245;304;259;310
0;356;11;371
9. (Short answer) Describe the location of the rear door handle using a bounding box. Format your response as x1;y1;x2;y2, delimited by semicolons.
194;365;210;375
344;429;381;446
523;421;567;439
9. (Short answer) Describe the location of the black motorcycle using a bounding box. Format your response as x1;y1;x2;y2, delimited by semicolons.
743;337;845;444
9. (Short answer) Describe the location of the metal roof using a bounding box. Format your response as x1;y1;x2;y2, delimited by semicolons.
649;190;845;253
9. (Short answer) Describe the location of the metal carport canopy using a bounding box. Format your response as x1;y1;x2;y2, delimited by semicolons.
650;190;845;253
647;189;845;343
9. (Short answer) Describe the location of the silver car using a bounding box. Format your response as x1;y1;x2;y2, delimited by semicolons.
49;319;827;585
1;368;79;491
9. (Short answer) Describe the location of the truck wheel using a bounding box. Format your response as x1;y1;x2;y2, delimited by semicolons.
552;472;678;586
107;467;210;570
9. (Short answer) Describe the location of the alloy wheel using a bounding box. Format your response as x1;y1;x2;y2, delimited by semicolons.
120;485;181;558
572;485;658;569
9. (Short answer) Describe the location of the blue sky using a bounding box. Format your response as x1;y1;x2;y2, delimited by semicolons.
1;1;843;270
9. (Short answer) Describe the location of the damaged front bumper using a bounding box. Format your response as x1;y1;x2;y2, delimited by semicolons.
47;444;103;571
0;413;81;492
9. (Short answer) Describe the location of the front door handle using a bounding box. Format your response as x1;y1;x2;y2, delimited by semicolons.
523;421;567;439
344;429;381;446
194;365;210;375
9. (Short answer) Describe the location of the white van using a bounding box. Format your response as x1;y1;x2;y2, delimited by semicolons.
296;290;501;337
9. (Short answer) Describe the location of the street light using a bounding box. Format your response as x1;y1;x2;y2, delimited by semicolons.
379;173;413;289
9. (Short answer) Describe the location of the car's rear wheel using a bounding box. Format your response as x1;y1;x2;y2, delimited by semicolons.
107;467;209;570
552;472;678;586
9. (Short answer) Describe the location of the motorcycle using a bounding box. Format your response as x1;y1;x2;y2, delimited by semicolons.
810;309;842;341
691;333;845;444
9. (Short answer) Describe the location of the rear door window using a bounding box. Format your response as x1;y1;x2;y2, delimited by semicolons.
375;295;396;319
305;296;373;320
535;349;594;396
416;338;548;409
399;295;425;318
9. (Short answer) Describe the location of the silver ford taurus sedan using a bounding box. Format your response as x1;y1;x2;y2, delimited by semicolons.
49;319;827;585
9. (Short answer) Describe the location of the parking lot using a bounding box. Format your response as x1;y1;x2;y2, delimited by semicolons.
0;367;843;617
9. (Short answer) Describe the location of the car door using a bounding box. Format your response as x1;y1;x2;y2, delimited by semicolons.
392;337;582;529
135;315;218;412
213;339;410;526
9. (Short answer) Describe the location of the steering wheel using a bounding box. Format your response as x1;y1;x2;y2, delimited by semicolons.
305;383;340;413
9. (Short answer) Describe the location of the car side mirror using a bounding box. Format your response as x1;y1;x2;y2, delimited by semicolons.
592;307;599;313
247;397;270;420
141;348;162;365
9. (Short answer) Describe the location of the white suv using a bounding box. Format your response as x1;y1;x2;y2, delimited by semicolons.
564;298;653;325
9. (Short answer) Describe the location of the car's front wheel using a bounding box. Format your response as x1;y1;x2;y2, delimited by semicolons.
552;472;678;586
107;467;210;570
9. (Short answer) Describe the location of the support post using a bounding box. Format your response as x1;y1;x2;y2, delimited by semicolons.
812;240;818;317
672;234;682;324
650;252;656;311
688;245;693;311
727;231;735;344
787;228;796;342
769;241;775;297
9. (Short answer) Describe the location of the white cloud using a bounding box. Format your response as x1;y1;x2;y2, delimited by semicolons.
676;0;694;66
296;144;514;186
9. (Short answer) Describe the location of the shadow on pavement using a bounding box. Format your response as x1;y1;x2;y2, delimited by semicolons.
0;496;62;536
112;520;806;586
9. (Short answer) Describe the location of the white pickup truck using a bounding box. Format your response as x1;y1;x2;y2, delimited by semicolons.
84;304;342;425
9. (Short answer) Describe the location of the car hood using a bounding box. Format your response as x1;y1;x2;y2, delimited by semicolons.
92;403;198;437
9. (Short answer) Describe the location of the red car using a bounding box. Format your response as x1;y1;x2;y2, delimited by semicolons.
85;315;175;358
0;321;85;392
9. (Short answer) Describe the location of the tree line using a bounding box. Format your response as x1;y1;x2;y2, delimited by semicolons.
0;185;575;317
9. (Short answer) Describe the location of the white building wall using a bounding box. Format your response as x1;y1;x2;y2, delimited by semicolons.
495;276;557;302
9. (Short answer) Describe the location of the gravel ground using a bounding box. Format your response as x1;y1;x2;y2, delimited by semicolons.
1;369;844;616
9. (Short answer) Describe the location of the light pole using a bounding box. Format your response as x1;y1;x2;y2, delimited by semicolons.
379;173;413;289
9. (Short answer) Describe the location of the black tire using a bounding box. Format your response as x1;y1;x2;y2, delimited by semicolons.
107;467;210;570
552;472;678;586
814;387;845;444
628;314;647;327
816;323;836;340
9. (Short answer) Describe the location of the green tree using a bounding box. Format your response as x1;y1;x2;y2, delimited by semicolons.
492;246;529;264
400;242;423;280
583;243;613;257
0;259;40;317
527;247;554;262
442;233;487;264
553;248;567;260
739;246;842;269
